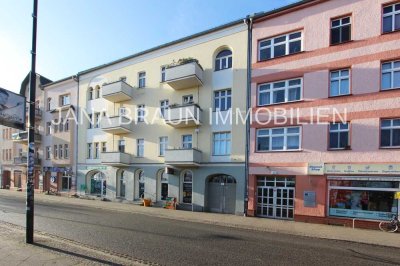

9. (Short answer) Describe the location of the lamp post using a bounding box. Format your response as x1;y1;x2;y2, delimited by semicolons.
26;0;38;244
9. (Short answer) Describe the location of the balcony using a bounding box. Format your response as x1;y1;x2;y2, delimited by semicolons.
100;152;132;166
102;81;134;102
101;116;133;134
165;60;203;90
11;131;41;143
26;107;43;120
164;104;202;128
14;156;41;166
165;148;202;167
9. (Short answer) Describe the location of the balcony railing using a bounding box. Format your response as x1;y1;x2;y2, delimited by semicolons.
165;61;203;90
101;116;133;134
11;131;41;143
165;148;202;167
163;104;202;128
102;80;134;102
25;107;42;119
14;156;41;165
100;152;132;166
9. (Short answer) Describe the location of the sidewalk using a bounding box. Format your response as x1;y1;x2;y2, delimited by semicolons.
1;189;399;248
0;221;147;265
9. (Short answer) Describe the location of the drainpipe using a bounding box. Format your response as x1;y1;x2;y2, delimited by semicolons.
244;16;253;217
73;74;80;195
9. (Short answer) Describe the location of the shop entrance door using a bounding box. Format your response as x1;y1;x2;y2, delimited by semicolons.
257;177;295;219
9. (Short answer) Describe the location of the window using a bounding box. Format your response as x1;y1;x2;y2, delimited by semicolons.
118;140;126;153
138;72;146;88
159;137;168;156
59;144;63;159
60;94;70;106
182;135;192;149
182;171;193;204
138;170;145;199
258;78;302;106
118;171;126;198
47;97;52;111
62;175;72;191
59;118;64;132
329;123;350;149
64;144;69;159
331;16;351;45
160;100;169;118
119;107;127;117
137;139;144;157
383;3;400;33
94;142;100;159
214;89;231;111
65;119;69;132
88;114;93;129
87;143;92;159
382;60;400;90
54;145;58;159
161;66;166;82
215;50;232;71
95;86;101;99
259;31;302;61
46;122;52;135
88;87;93;100
256;127;301;151
53;119;58;133
183;95;194;104
381;118;400;147
137;105;145;122
46;146;51;160
330;69;350;96
95;113;100;128
213;132;231;155
101;142;107;153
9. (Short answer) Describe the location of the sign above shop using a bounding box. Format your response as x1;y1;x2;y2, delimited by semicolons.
325;164;400;175
307;163;325;175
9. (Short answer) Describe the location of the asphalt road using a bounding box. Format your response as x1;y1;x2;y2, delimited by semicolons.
0;194;399;265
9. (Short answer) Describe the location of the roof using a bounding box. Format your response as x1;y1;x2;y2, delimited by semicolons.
43;75;76;88
19;72;52;95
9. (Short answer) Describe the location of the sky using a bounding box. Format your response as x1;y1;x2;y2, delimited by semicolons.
0;0;297;93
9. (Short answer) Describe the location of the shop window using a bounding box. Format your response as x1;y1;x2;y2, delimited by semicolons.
329;179;399;220
182;171;193;204
161;171;168;201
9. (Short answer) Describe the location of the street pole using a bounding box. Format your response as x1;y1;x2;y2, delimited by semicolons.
26;0;38;244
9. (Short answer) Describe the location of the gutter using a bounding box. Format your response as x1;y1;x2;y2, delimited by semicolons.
244;15;253;217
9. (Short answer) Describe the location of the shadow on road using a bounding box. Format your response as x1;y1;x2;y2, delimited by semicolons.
32;241;124;265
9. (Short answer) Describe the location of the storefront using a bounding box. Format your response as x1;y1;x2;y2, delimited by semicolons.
328;176;399;220
43;166;74;193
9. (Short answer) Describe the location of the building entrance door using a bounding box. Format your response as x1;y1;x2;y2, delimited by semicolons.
256;177;295;219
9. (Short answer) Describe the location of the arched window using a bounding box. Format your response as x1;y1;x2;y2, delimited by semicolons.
95;85;101;99
182;170;193;204
215;50;232;71
47;97;52;111
138;170;145;199
118;170;126;198
161;170;168;200
88;87;94;100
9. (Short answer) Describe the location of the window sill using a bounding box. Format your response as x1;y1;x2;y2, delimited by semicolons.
329;40;353;47
255;149;303;153
379;146;400;150
380;87;400;92
328;93;352;99
328;147;352;151
381;29;400;35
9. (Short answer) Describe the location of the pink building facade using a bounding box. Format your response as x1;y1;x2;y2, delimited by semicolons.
248;0;400;227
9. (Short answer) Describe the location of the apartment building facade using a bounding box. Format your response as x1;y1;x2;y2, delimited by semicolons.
0;74;51;191
76;21;248;214
41;77;78;194
248;0;400;225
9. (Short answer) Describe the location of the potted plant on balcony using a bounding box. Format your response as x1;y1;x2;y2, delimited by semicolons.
166;57;203;70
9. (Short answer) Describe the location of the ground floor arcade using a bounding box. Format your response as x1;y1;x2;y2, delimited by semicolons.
77;164;245;215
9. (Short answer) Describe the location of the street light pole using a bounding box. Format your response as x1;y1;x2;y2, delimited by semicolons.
26;0;38;244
